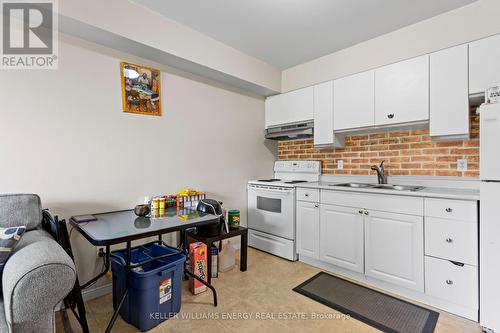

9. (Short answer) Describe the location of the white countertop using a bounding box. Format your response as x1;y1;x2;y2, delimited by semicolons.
296;181;480;201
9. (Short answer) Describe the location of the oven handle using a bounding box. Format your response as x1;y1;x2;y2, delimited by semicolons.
248;185;294;194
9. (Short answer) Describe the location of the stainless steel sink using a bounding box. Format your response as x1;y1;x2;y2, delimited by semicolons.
373;184;425;191
330;183;425;191
330;183;377;188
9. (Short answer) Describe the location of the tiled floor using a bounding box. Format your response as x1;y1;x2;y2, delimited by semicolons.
64;248;481;333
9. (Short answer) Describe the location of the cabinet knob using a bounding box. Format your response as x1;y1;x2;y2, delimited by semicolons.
445;238;453;243
445;207;452;213
358;209;363;214
304;193;309;197
446;279;453;285
387;114;395;119
314;204;319;208
364;211;369;215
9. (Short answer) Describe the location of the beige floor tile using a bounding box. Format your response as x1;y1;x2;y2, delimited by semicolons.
61;248;481;333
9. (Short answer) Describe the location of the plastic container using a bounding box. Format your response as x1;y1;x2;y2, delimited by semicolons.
110;242;186;332
218;240;236;272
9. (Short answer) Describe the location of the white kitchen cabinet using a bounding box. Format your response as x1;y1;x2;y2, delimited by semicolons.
313;81;333;146
313;81;344;147
469;34;500;94
265;86;313;128
296;201;320;259
425;256;478;311
375;55;429;126
430;45;469;138
364;210;424;292
333;70;375;130
320;204;364;273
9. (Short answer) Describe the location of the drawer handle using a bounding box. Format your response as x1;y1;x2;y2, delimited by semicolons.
445;238;453;243
445;207;453;213
304;193;309;197
387;114;395;119
449;260;465;267
446;279;453;285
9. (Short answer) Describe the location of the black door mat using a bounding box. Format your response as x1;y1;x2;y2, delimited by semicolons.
293;272;439;333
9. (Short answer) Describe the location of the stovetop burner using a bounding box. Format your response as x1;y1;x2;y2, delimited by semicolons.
284;180;308;184
258;178;281;182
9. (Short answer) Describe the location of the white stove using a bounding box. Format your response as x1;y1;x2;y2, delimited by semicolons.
247;161;321;261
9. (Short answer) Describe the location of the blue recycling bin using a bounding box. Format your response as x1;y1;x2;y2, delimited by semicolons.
110;242;186;331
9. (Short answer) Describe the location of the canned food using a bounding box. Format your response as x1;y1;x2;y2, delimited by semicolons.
228;210;240;229
159;197;166;214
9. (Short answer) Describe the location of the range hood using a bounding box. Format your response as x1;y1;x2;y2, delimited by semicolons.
265;121;314;141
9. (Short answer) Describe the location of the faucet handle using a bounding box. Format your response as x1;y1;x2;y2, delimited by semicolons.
380;160;385;168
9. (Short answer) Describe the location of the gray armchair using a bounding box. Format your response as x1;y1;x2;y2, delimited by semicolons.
0;194;76;333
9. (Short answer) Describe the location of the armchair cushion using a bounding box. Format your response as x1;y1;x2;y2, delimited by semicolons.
0;194;42;230
2;229;76;332
0;226;26;275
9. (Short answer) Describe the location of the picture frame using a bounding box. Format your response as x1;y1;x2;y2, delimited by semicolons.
120;62;161;116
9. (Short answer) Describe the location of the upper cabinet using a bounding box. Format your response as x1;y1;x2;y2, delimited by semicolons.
469;34;500;95
333;71;375;131
313;81;334;146
375;55;429;126
265;86;313;128
313;81;344;147
430;45;469;138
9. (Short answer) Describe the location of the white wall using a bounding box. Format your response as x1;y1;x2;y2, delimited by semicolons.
0;35;276;286
282;0;500;92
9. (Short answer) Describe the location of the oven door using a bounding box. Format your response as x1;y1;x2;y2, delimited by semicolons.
247;184;295;240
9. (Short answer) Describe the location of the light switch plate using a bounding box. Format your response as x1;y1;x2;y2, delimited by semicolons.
457;159;468;172
337;160;344;169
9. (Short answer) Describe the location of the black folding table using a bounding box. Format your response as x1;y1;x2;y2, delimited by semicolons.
69;207;220;333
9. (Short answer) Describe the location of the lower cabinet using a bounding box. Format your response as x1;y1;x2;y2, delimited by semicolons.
296;201;320;259
319;204;364;273
364;210;424;292
295;189;478;320
425;256;478;310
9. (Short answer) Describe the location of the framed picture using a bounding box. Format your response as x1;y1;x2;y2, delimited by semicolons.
120;62;161;116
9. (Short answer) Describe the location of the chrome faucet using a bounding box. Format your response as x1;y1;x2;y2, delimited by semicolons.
371;161;388;184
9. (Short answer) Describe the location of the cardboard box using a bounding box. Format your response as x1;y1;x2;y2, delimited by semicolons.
189;242;207;294
210;245;218;278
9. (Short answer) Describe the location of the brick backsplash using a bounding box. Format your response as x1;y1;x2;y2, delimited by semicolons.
278;109;480;177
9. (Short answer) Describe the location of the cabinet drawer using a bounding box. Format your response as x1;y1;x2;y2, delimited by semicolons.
425;198;477;221
425;217;478;265
297;188;319;202
321;190;423;216
425;256;478;309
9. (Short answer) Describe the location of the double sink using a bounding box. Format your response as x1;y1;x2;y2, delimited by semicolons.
330;183;425;192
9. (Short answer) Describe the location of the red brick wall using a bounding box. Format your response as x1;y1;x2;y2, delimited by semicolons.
278;110;480;177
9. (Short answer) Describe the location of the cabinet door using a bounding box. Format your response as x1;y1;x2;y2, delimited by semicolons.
430;45;469;138
313;81;334;146
265;87;313;128
320;204;364;273
334;70;375;130
364;210;424;291
375;55;429;126
296;201;320;259
265;94;286;128
469;34;500;94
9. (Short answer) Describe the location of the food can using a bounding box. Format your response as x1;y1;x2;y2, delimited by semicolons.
228;210;240;229
159;197;166;214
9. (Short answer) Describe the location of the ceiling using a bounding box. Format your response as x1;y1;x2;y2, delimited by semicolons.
132;0;478;70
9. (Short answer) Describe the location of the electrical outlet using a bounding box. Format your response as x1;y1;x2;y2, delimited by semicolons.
457;159;468;172
337;160;344;169
97;246;106;257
